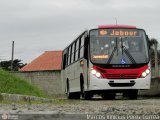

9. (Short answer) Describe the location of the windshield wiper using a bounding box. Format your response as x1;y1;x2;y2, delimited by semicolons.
121;37;136;64
107;38;118;64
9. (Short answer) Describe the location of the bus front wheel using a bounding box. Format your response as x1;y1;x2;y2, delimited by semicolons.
102;92;115;100
81;83;92;100
123;90;138;99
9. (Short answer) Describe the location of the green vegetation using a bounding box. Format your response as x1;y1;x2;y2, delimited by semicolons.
0;69;82;105
0;100;43;104
0;69;46;97
0;99;81;105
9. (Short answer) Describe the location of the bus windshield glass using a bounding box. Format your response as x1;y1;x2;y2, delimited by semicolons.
90;29;149;65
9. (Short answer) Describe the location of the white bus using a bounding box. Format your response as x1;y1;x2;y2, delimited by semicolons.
61;25;151;100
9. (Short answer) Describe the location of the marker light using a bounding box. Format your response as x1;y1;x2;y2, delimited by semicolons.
141;69;150;78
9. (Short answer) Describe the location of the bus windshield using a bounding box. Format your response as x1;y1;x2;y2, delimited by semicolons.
90;29;149;65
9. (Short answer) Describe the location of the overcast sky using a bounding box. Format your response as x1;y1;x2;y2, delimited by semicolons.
0;0;159;63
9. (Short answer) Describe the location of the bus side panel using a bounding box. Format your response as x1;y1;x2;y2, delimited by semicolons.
64;59;88;93
65;61;81;92
65;64;75;92
82;59;89;91
74;60;82;92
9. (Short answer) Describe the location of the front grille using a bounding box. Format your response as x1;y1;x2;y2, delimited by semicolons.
103;74;138;79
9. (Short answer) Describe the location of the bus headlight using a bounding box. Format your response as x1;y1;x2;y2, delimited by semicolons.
141;69;150;78
96;72;101;78
91;69;96;75
146;69;150;74
91;68;102;78
142;72;147;77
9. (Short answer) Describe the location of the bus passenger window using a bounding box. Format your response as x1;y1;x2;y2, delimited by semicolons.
80;35;85;58
80;47;84;58
68;47;71;65
74;41;77;61
75;39;80;60
63;53;67;69
71;43;75;63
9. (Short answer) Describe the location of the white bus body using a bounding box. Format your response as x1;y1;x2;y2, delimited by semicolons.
61;25;151;99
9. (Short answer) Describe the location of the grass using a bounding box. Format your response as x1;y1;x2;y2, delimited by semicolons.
0;69;46;97
0;69;82;105
0;100;43;104
0;98;81;105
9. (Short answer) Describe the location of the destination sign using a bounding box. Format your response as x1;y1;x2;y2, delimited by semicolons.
93;54;109;59
99;29;139;37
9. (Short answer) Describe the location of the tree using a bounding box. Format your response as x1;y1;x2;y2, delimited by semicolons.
150;38;159;77
0;59;26;71
149;38;158;47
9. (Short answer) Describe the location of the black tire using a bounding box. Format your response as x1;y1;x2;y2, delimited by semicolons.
123;90;138;100
123;91;129;98
81;81;92;100
102;92;115;100
73;92;81;99
82;91;92;100
129;90;138;99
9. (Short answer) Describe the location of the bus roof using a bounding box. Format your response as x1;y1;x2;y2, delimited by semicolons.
98;25;136;29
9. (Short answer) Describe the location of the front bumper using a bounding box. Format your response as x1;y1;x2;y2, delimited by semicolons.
88;73;151;91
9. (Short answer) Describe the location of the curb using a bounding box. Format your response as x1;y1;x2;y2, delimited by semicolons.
0;93;53;103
